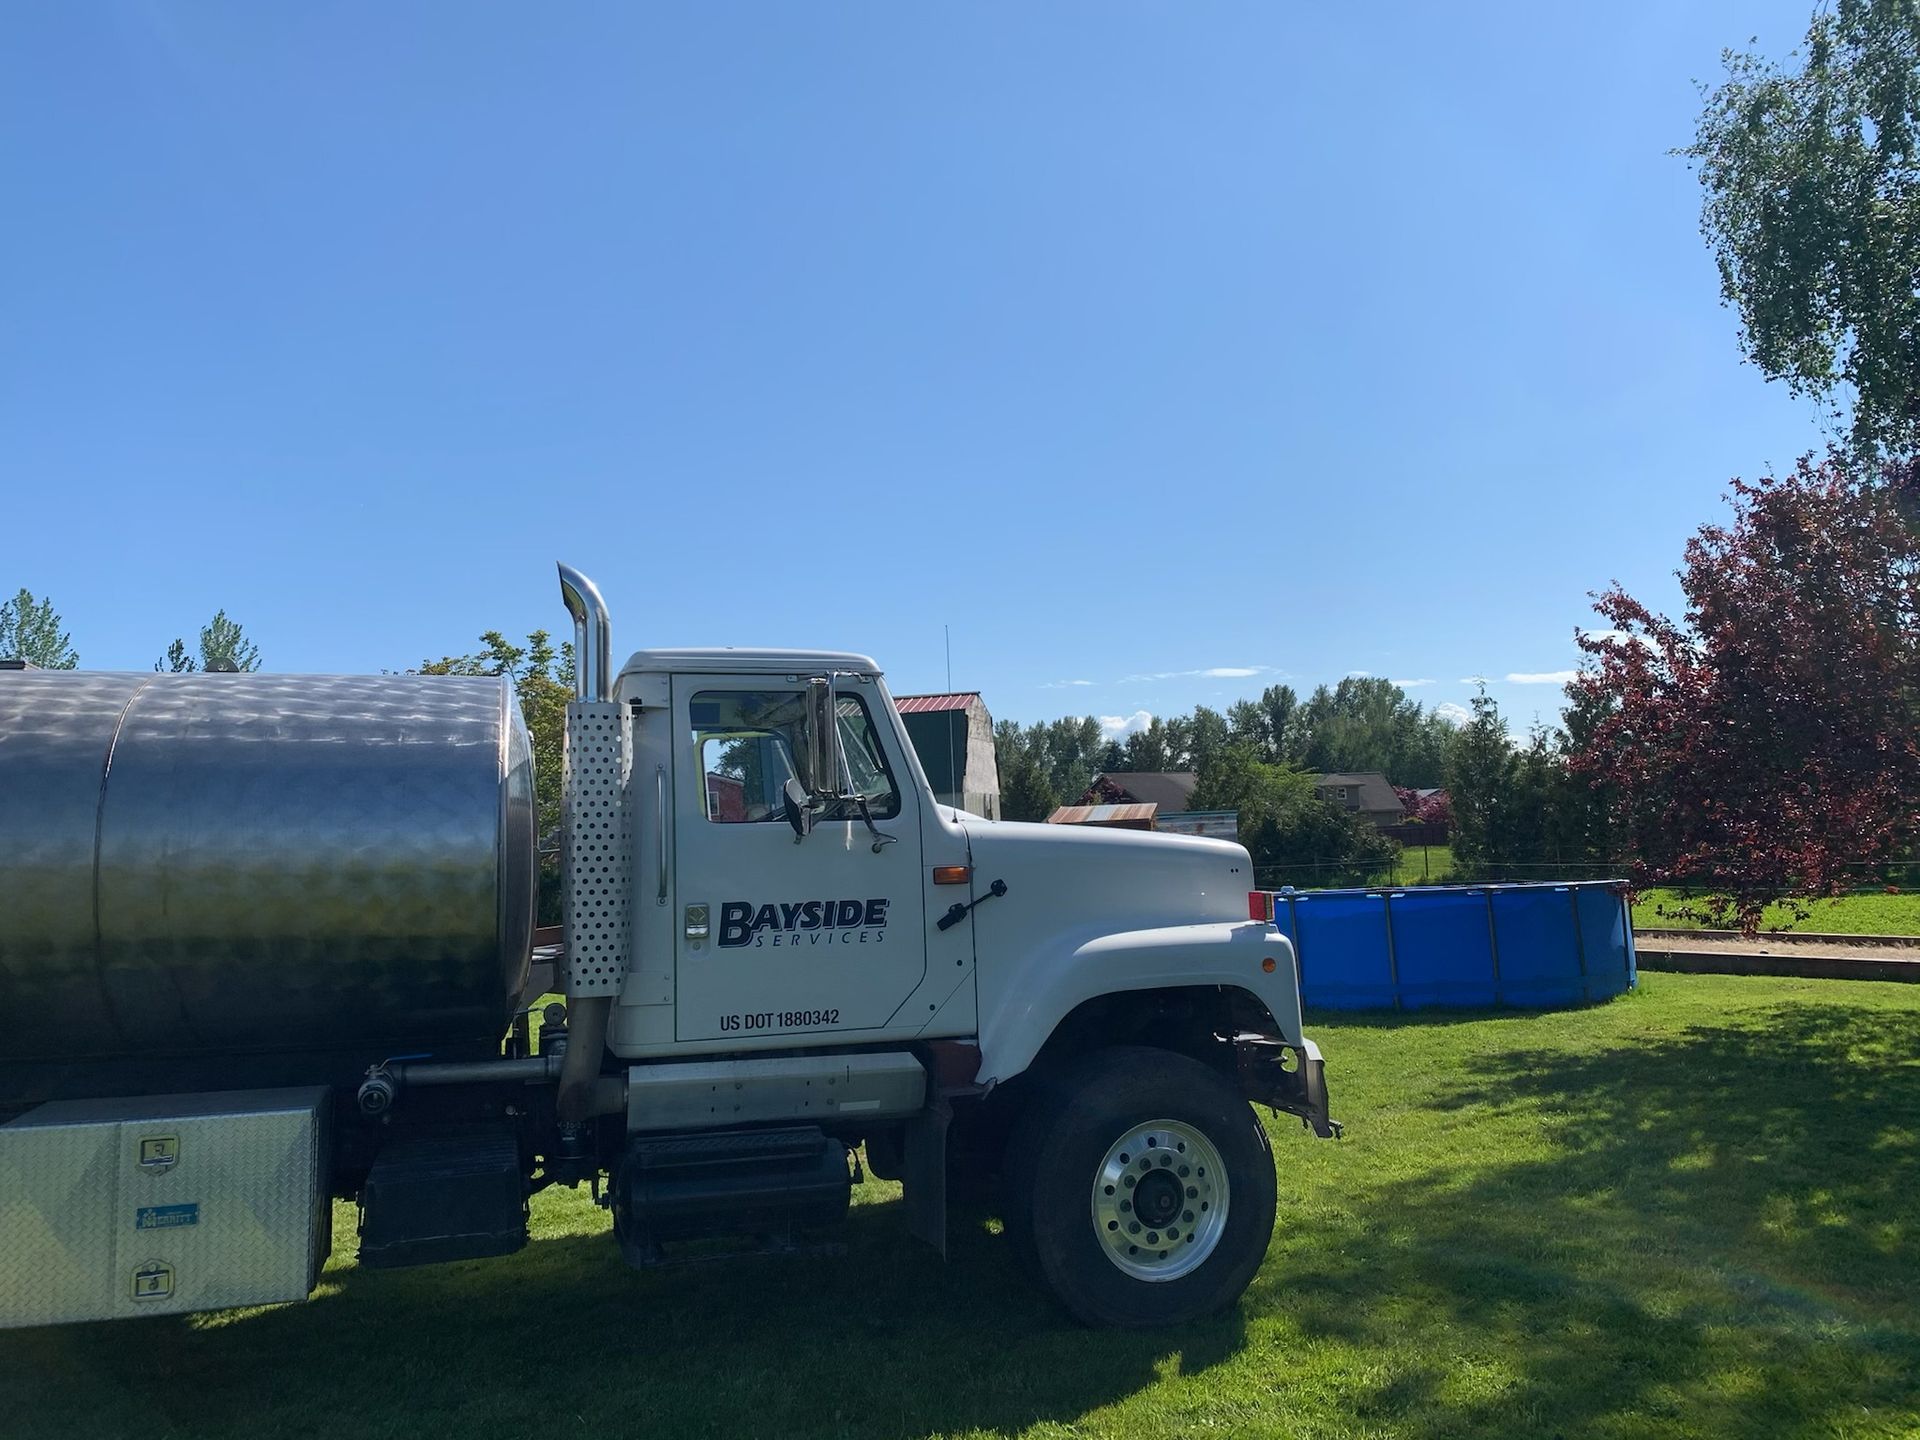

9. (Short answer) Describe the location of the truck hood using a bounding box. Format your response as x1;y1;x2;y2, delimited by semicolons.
959;818;1251;937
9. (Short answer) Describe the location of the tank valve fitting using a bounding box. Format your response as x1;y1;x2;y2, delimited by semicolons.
357;1065;399;1116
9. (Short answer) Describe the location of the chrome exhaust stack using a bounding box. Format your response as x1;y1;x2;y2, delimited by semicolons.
557;562;612;703
555;562;629;1126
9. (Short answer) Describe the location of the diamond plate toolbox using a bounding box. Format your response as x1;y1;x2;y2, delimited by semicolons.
0;1088;329;1328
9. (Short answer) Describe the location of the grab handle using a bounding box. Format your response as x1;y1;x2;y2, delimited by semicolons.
655;765;668;905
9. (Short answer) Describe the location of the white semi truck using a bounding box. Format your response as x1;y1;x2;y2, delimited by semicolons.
0;565;1334;1331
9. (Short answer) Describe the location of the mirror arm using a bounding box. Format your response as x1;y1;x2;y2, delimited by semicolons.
853;792;897;853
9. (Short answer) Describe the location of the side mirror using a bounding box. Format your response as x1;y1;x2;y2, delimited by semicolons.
806;676;843;800
782;777;814;840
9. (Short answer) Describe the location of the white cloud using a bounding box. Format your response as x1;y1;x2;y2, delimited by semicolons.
1122;665;1275;682
1098;710;1154;739
1345;669;1371;678
1042;679;1095;688
1436;701;1472;725
1507;670;1578;685
1392;678;1436;688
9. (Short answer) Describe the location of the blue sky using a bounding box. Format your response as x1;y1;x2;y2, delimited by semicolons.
1;3;1830;737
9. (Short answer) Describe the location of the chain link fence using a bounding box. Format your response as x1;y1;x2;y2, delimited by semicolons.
1254;852;1920;894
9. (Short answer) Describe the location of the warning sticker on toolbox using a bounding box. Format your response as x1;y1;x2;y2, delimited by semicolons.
136;1203;199;1231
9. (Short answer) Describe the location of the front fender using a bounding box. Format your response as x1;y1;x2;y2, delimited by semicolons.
974;920;1305;1087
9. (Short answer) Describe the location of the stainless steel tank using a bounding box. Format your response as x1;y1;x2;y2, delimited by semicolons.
0;671;536;1064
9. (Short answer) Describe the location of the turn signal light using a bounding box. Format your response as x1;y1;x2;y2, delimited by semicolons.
1247;891;1275;923
933;866;972;886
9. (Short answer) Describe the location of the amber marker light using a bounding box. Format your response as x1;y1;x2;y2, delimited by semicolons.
933;866;972;885
1262;957;1277;973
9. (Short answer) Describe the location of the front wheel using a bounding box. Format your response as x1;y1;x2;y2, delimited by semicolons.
1004;1046;1278;1327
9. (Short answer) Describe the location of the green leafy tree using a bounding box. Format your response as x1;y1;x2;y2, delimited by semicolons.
1294;676;1453;787
156;610;262;673
1191;744;1396;887
1226;698;1270;758
1443;690;1610;880
0;588;77;668
1039;715;1105;802
1687;0;1920;455
1259;683;1302;763
1187;705;1231;774
998;749;1061;822
994;715;1108;806
1122;717;1180;771
199;611;260;672
1446;689;1515;876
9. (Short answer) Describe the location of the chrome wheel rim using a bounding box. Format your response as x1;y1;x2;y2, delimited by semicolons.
1090;1118;1230;1281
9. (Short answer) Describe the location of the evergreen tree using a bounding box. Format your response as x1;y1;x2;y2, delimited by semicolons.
0;588;77;668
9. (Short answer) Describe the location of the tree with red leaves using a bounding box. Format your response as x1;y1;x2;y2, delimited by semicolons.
1569;452;1920;932
1392;785;1453;827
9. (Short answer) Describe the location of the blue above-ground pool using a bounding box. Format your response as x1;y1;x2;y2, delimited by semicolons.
1258;880;1637;1011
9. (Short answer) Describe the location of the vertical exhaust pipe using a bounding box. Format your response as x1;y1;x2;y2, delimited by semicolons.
557;563;611;702
555;562;618;1125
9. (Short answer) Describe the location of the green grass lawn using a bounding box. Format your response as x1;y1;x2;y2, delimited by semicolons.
1386;842;1454;885
1632;888;1920;936
8;974;1919;1439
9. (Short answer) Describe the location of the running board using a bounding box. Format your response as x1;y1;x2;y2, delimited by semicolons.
624;1052;927;1132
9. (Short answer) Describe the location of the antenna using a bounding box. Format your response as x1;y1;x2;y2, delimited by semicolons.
944;625;959;812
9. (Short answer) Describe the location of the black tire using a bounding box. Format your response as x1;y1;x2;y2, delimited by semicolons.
1003;1045;1277;1328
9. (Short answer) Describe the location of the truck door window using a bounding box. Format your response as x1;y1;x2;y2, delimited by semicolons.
690;687;900;823
833;693;900;819
693;691;805;823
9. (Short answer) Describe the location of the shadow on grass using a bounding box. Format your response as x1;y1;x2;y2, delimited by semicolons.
4;1195;1247;1440
8;999;1918;1439
1260;1000;1920;1436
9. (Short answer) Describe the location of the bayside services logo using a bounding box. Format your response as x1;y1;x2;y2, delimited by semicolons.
718;899;889;948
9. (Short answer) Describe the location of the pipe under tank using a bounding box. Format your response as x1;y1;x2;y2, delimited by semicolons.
0;670;536;1066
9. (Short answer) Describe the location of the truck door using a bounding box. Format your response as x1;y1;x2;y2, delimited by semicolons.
670;674;928;1043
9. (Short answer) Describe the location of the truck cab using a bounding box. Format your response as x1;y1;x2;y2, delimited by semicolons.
556;597;1337;1326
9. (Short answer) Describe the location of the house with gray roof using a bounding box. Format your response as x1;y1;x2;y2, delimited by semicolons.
1312;771;1406;828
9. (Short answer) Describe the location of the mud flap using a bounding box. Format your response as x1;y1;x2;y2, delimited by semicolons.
903;1095;951;1258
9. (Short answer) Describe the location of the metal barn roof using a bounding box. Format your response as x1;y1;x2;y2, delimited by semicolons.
1046;802;1159;827
895;692;983;714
